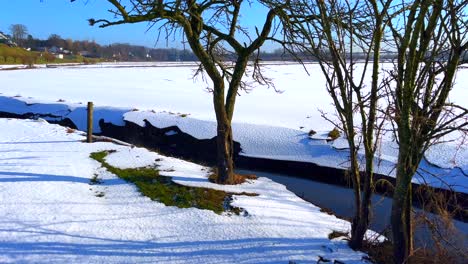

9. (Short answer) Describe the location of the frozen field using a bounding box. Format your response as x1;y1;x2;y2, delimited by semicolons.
0;62;337;130
0;62;467;193
0;118;371;263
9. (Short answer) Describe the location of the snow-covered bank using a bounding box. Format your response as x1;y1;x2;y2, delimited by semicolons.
0;63;466;193
0;118;370;263
1;95;466;194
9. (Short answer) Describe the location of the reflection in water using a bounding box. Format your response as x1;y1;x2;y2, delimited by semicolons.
237;169;467;248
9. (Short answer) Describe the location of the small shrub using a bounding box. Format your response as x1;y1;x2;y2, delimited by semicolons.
328;127;340;140
308;129;317;136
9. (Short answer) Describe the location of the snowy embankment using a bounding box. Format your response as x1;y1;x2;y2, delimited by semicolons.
0;63;466;194
0;118;371;263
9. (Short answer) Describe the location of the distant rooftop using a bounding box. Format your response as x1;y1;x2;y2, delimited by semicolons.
0;31;8;40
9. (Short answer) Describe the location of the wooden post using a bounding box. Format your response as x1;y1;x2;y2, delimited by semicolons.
87;102;93;143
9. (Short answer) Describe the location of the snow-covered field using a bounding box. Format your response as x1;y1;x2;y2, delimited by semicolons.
0;118;372;263
0;63;466;193
0;62;326;129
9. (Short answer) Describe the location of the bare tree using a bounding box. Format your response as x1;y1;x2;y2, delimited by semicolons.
384;0;468;262
9;24;28;47
285;0;393;249
47;34;64;47
74;0;288;184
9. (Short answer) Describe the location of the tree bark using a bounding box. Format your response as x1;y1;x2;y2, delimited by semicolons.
348;147;364;249
350;172;372;249
211;78;236;184
391;164;414;264
350;211;368;249
215;119;235;184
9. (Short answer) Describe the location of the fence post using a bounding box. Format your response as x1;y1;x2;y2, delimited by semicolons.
87;102;93;143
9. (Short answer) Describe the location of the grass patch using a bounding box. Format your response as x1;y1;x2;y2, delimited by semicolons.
328;127;340;141
0;44;104;66
90;150;253;215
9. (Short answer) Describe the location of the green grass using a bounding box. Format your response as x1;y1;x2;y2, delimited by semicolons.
0;44;105;65
328;127;341;140
90;151;253;214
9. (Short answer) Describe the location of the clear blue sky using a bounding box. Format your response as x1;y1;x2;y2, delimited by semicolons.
0;1;275;50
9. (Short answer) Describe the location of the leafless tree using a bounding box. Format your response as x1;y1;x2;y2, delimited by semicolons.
9;24;28;47
73;0;289;184
383;0;468;262
284;0;393;249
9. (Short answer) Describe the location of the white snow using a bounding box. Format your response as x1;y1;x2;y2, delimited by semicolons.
0;118;371;263
0;63;328;130
0;63;466;193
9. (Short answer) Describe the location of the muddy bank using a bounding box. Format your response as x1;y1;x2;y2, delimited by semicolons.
1;112;466;221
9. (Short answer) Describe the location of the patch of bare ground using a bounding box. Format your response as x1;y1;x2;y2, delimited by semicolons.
208;169;258;185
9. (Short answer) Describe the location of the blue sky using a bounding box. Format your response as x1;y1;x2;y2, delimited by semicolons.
1;1;274;49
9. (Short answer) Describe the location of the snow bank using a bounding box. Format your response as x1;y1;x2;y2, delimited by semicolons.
0;63;466;193
0;118;370;263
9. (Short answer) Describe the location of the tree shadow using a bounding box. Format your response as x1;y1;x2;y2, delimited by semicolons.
0;227;340;263
0;171;122;185
0;140;81;145
0;156;42;161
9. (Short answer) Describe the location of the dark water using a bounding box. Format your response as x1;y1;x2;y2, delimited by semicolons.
237;169;468;249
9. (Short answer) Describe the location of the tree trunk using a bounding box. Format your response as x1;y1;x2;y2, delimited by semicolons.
350;173;372;249
348;148;364;249
215;116;235;184
405;185;414;259
391;168;413;264
209;75;236;185
350;208;369;249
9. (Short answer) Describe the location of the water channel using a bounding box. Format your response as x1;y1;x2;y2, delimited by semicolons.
237;169;468;250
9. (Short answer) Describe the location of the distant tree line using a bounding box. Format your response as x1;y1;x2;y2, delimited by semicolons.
5;23;405;63
5;24;295;62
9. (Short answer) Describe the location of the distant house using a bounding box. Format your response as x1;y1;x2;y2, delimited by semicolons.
34;47;48;52
48;46;62;54
0;31;7;41
35;46;68;59
0;31;17;47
